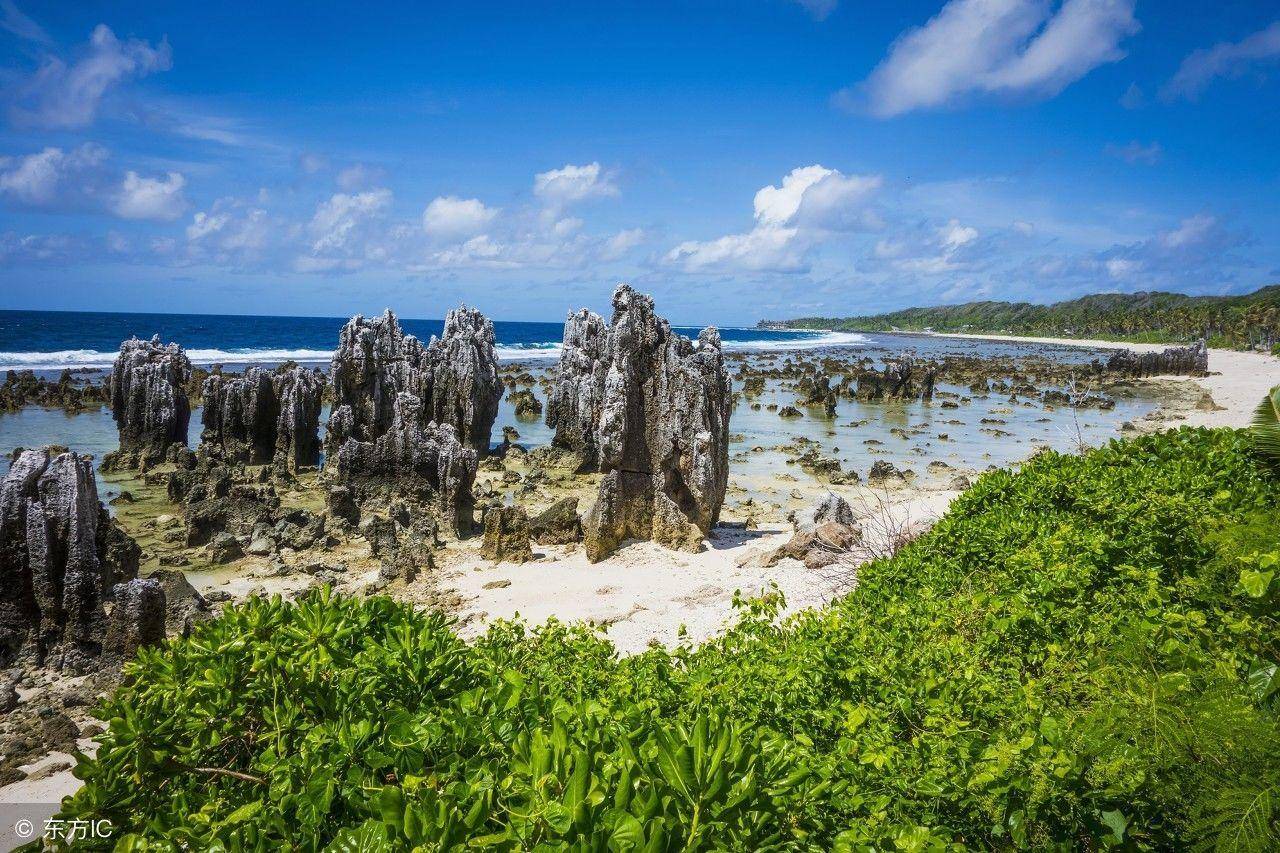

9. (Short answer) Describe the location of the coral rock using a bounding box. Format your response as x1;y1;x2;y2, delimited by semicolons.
200;366;325;470
528;497;583;545
0;448;148;671
481;505;533;564
549;285;733;562
104;336;192;469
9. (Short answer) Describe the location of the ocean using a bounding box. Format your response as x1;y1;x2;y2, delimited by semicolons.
0;308;1153;501
0;309;868;372
0;308;1109;372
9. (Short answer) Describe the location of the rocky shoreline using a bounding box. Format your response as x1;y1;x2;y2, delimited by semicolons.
0;292;1266;815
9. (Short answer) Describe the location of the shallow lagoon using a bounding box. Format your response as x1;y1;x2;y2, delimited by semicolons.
1;335;1156;507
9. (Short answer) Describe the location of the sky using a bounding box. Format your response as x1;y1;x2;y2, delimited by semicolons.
0;0;1278;326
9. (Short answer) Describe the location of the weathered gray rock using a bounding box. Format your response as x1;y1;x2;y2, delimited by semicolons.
333;393;478;536
805;492;855;528
529;497;582;545
548;285;733;562
325;307;500;457
201;366;325;470
1102;340;1209;377
855;357;936;402
545;308;609;462
481;505;533;564
0;448;149;671
103;578;165;663
103;335;192;469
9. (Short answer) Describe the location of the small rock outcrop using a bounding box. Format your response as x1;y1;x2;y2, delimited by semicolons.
0;448;155;671
102;578;165;664
855;357;937;402
548;285;733;562
103;336;192;469
480;505;533;564
1102;340;1208;377
768;496;863;571
529;497;583;545
200;366;325;470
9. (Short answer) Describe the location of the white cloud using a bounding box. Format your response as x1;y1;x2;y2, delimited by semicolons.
793;0;838;21
602;228;646;259
939;219;978;251
421;195;497;240
533;162;618;207
1104;140;1162;165
856;0;1138;118
1;0;50;45
336;163;385;192
186;210;228;241
309;188;391;253
9;24;171;128
666;164;881;273
1162;21;1280;101
0;143;106;206
113;170;187;221
666;226;805;274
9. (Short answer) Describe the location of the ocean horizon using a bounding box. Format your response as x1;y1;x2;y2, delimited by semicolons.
0;308;870;371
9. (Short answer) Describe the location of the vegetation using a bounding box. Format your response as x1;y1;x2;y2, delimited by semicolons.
766;284;1280;349
1252;385;1280;462
60;428;1280;850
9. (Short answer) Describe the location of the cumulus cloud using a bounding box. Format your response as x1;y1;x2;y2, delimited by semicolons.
113;170;187;221
1162;21;1280;101
421;195;497;241
854;0;1139;118
1104;140;1162;165
533;162;618;208
8;24;172;129
0;143;107;207
666;165;881;273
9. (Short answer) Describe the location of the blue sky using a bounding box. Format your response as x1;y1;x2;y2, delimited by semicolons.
0;0;1277;325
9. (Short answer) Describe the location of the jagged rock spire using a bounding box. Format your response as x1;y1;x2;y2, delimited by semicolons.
201;365;325;470
105;335;192;469
547;284;733;562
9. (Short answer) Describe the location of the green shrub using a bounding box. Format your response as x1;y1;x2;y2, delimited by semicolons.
60;428;1280;850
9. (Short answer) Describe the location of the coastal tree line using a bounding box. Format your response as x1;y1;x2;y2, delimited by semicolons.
767;284;1280;349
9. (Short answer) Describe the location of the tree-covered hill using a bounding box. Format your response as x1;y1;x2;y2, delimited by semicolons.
764;284;1280;348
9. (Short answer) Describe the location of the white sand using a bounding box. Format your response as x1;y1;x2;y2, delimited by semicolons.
447;486;960;654
931;333;1280;429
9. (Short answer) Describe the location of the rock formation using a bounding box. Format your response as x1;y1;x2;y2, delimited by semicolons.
325;307;500;457
854;357;936;402
325;308;498;534
480;505;533;564
1101;340;1209;378
529;497;582;545
547;285;733;562
200;365;325;470
332;392;477;536
0;448;155;671
104;336;192;469
102;578;165;664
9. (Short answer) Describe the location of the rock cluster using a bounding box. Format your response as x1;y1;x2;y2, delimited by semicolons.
332;393;477;536
326;307;500;457
1102;340;1209;377
854;357;936;402
547;284;733;562
768;493;863;570
104;336;192;469
324;309;500;534
200;365;325;470
0;448;155;672
0;369;109;413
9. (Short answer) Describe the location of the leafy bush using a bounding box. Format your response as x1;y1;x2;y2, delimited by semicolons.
61;428;1280;850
